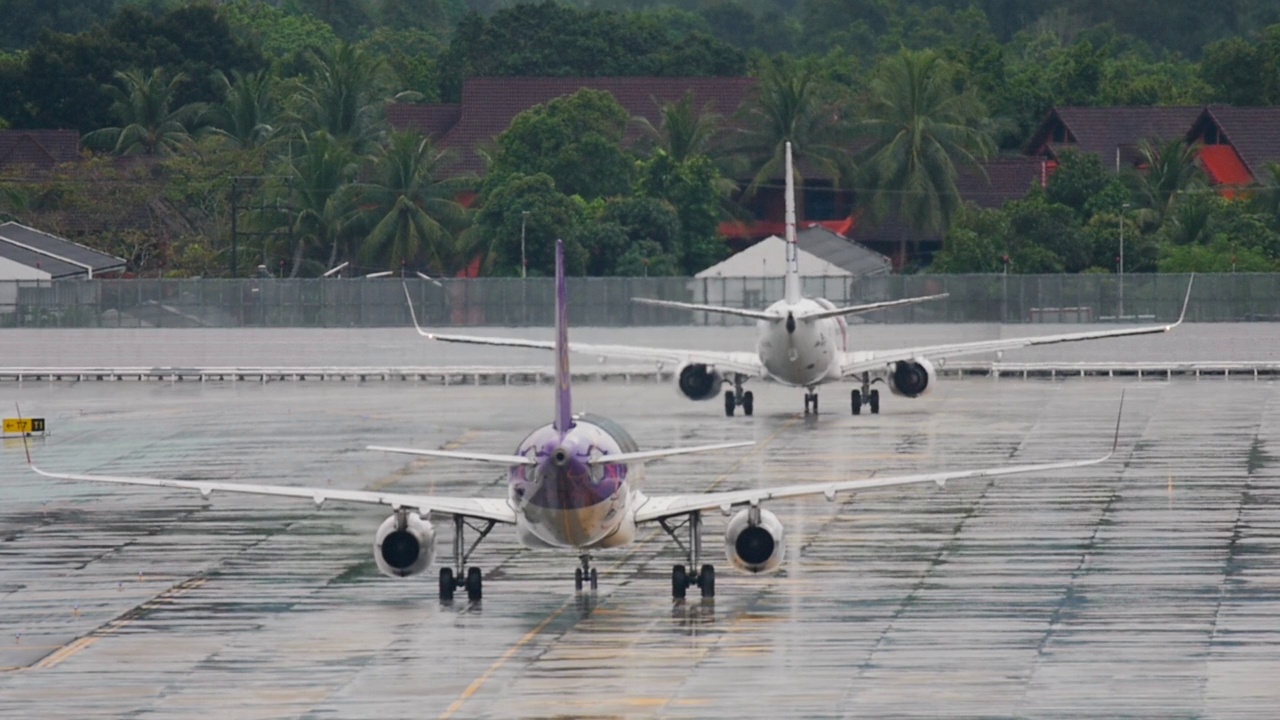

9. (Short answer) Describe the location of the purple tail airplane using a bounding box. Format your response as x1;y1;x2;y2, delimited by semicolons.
28;240;1124;602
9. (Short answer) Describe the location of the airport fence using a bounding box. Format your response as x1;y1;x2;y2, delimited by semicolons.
0;272;1269;328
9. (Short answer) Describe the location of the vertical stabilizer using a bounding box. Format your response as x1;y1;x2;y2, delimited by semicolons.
783;141;802;304
553;239;574;434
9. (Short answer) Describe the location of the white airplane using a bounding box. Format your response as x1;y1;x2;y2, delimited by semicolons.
27;240;1124;602
417;142;1191;419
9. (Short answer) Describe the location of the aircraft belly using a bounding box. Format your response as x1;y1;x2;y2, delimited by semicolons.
520;496;624;549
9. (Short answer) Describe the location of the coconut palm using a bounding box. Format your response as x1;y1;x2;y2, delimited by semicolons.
287;41;392;152
857;49;995;266
352;132;474;272
1128;137;1207;219
202;69;278;150
82;68;202;157
729;57;857;202
634;90;723;163
275;131;360;277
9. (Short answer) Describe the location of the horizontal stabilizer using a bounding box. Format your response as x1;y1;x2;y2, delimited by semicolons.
798;293;949;321
587;440;754;465
631;297;778;321
367;445;536;466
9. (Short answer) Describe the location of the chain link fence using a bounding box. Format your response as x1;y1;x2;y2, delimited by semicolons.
0;273;1267;328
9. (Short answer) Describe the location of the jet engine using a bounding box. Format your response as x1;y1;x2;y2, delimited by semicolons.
374;511;435;578
889;357;936;398
676;362;724;401
724;507;785;574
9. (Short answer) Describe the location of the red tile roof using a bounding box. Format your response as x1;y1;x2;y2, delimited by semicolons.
1198;144;1253;186
1026;107;1202;168
1189;106;1280;181
389;76;759;176
0;130;81;172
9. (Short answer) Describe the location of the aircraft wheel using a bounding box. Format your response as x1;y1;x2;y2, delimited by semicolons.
439;568;455;602
724;390;735;417
589;568;598;590
698;564;716;598
851;389;862;415
869;389;880;414
465;567;482;601
574;567;584;591
672;564;688;599
812;393;819;415
742;391;754;416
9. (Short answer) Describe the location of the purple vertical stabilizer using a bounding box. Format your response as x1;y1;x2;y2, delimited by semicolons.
553;239;575;434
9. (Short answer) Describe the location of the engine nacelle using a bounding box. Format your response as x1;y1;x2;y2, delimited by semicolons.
374;511;435;578
889;357;936;398
724;507;785;574
676;362;724;401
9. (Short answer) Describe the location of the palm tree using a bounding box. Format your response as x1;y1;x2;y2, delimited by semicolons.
729;57;857;204
82;68;202;157
287;41;392;152
634;90;722;163
1128;137;1207;220
352;132;473;272
202;69;278;150
857;49;995;267
275;131;359;277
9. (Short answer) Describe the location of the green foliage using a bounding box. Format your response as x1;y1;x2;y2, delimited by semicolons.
9;3;266;132
1159;239;1276;272
438;1;746;101
82;67;202;157
221;0;340;71
1045;150;1112;216
284;41;393;152
0;0;117;51
1004;194;1088;273
857;48;994;262
284;0;373;42
473;172;587;276
931;204;1009;273
356;28;444;102
636;152;728;274
490;89;634;200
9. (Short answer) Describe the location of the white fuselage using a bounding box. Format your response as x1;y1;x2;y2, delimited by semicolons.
754;298;849;388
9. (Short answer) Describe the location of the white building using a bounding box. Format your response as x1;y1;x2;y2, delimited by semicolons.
0;222;126;318
684;226;892;324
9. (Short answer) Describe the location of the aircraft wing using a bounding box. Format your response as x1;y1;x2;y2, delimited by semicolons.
839;276;1193;377
29;465;517;524
404;284;765;376
635;394;1124;523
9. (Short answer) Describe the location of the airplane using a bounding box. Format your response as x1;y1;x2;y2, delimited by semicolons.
415;142;1192;419
26;240;1125;602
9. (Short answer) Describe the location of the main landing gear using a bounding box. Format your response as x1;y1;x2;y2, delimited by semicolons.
803;389;819;415
438;515;495;602
574;554;599;592
723;375;753;417
659;511;715;599
850;372;880;415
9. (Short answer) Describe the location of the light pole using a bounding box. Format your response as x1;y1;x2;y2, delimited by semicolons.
1119;202;1130;319
520;210;530;279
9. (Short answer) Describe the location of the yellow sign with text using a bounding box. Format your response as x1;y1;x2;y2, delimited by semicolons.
2;418;45;435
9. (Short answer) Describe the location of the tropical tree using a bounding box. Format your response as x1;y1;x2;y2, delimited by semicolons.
857;48;994;266
730;56;855;202
1127;138;1207;220
82;68;203;157
202;69;278;150
352;132;474;273
633;90;723;163
286;41;393;152
275;131;359;277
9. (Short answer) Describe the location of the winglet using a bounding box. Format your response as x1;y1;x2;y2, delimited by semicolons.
402;283;432;338
1109;390;1125;458
1172;274;1194;328
15;402;32;466
553;239;574;434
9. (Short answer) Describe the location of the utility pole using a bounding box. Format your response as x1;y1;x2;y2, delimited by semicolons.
520;210;530;279
1119;202;1130;319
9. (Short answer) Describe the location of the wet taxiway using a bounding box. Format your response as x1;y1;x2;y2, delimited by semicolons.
1;377;1278;718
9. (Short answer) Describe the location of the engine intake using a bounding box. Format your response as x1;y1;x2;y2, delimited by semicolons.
677;363;724;401
889;357;935;398
374;511;435;578
724;507;785;574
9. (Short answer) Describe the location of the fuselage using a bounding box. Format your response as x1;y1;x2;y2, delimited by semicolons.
508;414;641;551
755;297;849;388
